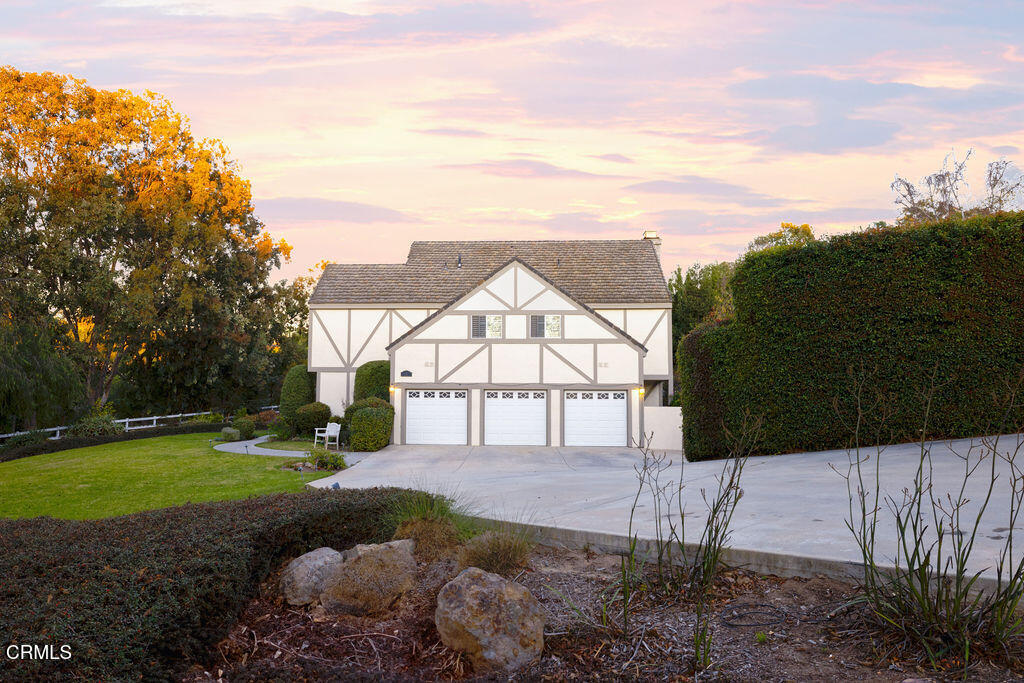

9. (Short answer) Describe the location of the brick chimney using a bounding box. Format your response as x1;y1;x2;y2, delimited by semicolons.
642;230;662;262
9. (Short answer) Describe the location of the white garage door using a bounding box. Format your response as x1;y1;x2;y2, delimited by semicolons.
484;390;547;446
563;390;627;446
405;389;467;445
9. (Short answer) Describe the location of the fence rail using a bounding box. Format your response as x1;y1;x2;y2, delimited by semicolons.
0;406;279;442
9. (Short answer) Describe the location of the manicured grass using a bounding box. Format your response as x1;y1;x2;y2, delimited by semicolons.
261;439;317;452
0;433;306;520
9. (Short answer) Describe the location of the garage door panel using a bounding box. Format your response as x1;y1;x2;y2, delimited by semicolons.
406;389;467;445
484;390;547;446
564;390;627;446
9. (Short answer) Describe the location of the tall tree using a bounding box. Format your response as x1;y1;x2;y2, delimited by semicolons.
0;67;291;409
891;149;1024;226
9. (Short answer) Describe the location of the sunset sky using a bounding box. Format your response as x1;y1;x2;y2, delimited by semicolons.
4;0;1023;279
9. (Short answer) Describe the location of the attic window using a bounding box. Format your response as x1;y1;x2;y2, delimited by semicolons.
471;315;502;339
530;314;561;339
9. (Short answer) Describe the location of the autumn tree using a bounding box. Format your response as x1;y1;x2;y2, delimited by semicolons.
747;222;816;252
0;67;292;413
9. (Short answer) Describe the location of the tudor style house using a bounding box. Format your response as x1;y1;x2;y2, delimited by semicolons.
307;232;675;448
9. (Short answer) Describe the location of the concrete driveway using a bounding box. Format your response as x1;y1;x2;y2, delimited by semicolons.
309;436;1024;583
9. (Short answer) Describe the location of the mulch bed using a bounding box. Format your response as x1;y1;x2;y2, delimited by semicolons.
184;546;1022;682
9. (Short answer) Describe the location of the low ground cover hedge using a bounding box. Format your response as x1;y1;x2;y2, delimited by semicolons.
0;422;230;463
678;214;1024;460
0;488;410;680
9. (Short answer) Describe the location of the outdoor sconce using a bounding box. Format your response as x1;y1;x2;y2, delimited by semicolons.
389;385;397;394
633;386;645;397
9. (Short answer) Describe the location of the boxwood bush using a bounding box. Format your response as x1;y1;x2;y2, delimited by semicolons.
233;417;256;440
353;360;390;402
349;406;394;451
678;214;1024;460
294;401;331;437
342;396;394;428
0;489;410;681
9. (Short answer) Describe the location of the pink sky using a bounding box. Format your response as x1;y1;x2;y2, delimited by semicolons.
4;0;1024;279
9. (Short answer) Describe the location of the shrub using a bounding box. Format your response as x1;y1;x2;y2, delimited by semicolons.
67;402;125;438
221;427;241;442
0;423;231;464
678;214;1024;460
353;360;390;402
233;417;256;440
349;406;393;451
279;364;315;424
328;414;343;424
186;412;226;424
268;416;294;441
254;409;279;428
342;396;394;427
458;526;535;577
0;489;410;680
310;446;346;471
294;401;331;437
0;430;49;452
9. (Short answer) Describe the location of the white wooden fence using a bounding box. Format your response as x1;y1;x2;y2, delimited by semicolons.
0;405;279;443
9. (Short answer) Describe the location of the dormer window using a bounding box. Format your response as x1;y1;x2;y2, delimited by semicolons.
530;314;561;338
471;315;503;339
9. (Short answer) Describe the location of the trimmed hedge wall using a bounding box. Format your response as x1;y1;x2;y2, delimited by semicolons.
279;364;315;424
353;360;390;402
0;488;411;681
0;423;230;463
678;214;1024;460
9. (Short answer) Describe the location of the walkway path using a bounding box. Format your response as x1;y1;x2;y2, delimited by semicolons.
214;436;367;465
308;436;1024;585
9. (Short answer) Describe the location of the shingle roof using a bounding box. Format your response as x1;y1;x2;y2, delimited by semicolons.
308;239;671;305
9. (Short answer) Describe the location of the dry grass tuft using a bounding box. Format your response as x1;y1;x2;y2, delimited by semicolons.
458;527;535;577
393;517;461;561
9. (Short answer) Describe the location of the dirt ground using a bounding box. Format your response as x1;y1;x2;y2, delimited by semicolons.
184;545;1021;682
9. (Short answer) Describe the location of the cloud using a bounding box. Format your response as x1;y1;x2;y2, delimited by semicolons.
415;127;489;137
757;116;901;154
255;197;415;223
591;153;634;163
532;211;632;233
992;145;1021;155
625;175;787;207
442;159;628;179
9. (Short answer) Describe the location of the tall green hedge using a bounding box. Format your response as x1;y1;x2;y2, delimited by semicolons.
279;363;315;424
678;214;1024;460
353;360;390;402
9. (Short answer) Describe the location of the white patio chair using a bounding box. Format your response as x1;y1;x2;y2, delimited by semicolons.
314;422;341;450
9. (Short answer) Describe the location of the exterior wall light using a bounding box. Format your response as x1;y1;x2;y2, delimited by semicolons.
389;385;397;394
633;386;645;397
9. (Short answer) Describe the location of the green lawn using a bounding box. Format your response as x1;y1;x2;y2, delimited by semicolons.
0;433;306;520
261;439;317;452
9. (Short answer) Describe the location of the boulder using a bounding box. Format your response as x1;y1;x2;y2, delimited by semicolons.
320;539;416;615
280;547;344;606
435;567;544;672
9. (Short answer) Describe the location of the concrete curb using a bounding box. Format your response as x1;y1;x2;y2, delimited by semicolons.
478;517;1006;594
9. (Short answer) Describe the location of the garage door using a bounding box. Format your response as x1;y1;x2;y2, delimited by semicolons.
563;390;627;446
484;390;547;445
405;390;467;445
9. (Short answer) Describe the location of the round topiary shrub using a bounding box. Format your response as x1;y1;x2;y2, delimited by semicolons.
349;406;393;452
342;397;394;428
233;417;256;440
353;360;390;402
294;401;331;437
221;427;241;442
279;364;315;424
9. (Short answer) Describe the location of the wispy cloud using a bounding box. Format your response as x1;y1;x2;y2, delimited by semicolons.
626;175;789;207
442;159;629;179
256;197;415;223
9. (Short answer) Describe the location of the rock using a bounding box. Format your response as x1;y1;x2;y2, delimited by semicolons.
320;539;416;615
280;547;344;606
434;567;544;672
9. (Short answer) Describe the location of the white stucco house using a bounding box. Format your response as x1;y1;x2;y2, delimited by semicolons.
307;232;681;449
